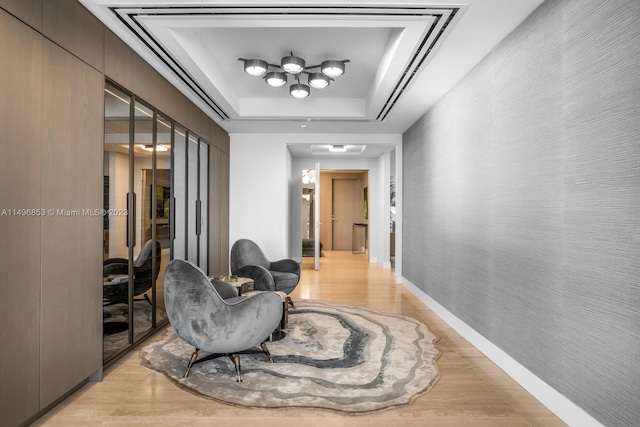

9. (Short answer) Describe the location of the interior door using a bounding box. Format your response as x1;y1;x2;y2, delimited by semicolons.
332;179;359;250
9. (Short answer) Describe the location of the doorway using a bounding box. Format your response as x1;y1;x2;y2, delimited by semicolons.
320;171;368;252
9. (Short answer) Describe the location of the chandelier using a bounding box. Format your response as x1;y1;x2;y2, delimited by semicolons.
239;52;350;99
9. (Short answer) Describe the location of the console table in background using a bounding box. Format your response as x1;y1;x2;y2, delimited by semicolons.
352;223;368;254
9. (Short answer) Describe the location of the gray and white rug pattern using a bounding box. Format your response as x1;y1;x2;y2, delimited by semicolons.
140;300;440;413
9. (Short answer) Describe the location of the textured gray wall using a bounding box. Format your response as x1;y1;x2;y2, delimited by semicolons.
402;0;640;425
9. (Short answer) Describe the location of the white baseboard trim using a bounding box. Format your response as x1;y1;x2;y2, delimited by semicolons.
401;277;603;427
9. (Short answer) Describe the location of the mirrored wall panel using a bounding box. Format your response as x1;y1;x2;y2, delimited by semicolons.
102;81;210;364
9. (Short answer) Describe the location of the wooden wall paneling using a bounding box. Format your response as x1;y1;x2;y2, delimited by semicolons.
210;122;230;154
43;0;104;72
39;39;104;409
0;10;43;427
0;0;42;31
208;146;222;275
187;105;213;143
207;126;230;274
105;27;228;152
104;29;153;104
151;70;189;127
220;152;230;271
207;146;231;276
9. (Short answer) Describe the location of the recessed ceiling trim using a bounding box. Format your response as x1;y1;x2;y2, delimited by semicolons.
109;5;461;123
111;8;230;120
376;8;459;121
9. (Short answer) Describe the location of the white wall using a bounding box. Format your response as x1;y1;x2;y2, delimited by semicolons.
375;151;391;268
230;133;401;265
229;134;290;258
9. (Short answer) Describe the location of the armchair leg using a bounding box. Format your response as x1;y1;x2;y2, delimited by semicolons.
184;348;200;378
133;293;152;304
229;354;242;382
286;296;295;309
260;342;274;363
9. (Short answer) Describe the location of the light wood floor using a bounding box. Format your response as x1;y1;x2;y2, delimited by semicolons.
34;251;565;426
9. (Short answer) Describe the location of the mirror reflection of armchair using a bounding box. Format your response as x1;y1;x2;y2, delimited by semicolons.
103;239;161;305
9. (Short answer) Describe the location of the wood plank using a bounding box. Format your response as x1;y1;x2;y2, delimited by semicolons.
39;39;104;409
0;10;43;427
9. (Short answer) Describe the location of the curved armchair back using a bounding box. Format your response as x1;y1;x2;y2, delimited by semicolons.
164;259;282;354
229;239;300;299
132;239;162;296
230;239;270;271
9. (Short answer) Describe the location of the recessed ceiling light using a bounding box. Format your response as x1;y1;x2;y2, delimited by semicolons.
142;144;168;152
300;124;307;128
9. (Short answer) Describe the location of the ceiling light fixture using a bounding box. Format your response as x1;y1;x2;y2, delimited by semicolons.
264;71;287;87
243;59;268;76
329;144;347;152
321;60;346;78
239;52;349;99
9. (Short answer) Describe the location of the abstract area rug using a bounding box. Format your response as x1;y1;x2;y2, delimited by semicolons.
140;300;440;414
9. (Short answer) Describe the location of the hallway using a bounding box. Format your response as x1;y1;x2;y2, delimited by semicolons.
34;251;564;426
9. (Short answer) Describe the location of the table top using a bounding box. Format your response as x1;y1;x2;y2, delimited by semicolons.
211;276;253;286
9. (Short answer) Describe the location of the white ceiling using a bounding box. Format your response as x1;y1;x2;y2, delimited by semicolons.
80;0;545;157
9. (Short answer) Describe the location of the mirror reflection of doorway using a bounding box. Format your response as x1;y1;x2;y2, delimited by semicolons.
301;169;319;258
143;169;170;249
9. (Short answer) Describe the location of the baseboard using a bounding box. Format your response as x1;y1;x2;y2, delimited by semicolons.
401;277;604;427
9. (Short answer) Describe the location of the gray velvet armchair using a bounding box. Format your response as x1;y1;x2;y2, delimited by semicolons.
164;258;283;381
230;239;301;307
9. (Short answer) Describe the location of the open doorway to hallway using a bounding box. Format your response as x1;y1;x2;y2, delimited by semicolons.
292;145;399;276
319;170;369;253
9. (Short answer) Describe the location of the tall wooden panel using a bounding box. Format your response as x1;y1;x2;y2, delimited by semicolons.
0;10;43;426
0;0;43;31
43;0;104;72
208;147;223;275
104;30;154;104
1;2;231;424
39;39;104;409
220;152;230;270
